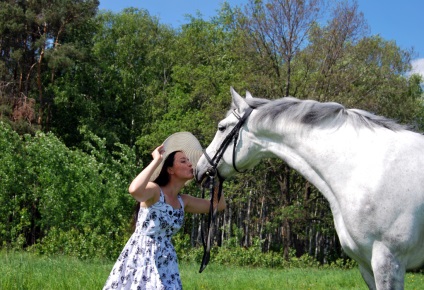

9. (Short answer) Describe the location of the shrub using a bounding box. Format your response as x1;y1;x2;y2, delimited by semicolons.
0;122;137;259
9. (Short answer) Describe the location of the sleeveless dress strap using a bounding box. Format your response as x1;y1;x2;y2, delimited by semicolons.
159;188;165;202
160;188;184;209
177;194;184;209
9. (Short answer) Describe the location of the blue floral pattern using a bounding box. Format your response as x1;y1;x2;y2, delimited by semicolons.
103;190;184;290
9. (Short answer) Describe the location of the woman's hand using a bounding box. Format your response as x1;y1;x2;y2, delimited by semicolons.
152;144;165;162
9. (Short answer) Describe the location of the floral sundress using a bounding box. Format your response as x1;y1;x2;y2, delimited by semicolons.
103;189;184;290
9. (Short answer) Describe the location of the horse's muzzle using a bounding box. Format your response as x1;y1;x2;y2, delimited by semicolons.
196;167;217;187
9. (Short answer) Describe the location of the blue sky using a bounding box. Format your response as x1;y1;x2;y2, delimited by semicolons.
98;0;424;77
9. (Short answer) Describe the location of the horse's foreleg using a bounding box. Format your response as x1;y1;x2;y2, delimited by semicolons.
371;241;405;290
359;264;376;290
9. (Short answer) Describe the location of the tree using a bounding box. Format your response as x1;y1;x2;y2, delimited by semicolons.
50;8;176;149
135;13;246;156
236;0;322;97
296;0;368;101
0;0;99;130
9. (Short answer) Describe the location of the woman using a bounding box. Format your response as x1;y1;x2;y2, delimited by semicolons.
103;132;226;290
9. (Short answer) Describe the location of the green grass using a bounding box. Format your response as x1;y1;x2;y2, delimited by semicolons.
0;251;110;289
181;263;366;290
1;251;423;289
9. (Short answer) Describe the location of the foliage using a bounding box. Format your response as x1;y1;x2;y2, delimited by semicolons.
175;228;356;270
50;8;177;149
0;0;99;130
136;15;246;156
0;122;137;259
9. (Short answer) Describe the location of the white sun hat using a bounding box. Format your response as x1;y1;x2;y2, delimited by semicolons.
150;132;203;182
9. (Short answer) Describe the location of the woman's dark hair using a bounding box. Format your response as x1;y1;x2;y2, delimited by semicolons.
153;151;180;186
132;151;180;231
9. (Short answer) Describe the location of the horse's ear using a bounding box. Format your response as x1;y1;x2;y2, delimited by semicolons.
246;91;253;99
230;87;249;111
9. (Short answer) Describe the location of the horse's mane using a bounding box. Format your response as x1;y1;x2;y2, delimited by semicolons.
245;96;408;131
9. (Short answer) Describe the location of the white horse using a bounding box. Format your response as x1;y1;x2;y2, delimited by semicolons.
196;88;424;289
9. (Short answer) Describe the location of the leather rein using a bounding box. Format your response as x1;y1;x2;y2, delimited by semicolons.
199;106;253;273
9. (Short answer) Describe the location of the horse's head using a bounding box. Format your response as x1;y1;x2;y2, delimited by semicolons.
196;88;260;183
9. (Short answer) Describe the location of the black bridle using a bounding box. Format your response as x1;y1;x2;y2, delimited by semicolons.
198;106;253;273
202;106;254;176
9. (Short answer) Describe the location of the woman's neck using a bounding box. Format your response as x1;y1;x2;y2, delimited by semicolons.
161;181;184;197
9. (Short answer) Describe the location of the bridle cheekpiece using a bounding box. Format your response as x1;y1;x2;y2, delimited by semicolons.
202;106;254;177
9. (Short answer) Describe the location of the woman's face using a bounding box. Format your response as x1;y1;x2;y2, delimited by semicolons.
169;151;194;180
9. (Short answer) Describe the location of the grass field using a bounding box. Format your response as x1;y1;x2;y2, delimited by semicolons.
1;251;423;289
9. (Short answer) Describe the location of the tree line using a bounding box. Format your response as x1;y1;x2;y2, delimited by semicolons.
1;0;423;264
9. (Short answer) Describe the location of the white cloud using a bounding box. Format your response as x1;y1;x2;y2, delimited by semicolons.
411;58;424;78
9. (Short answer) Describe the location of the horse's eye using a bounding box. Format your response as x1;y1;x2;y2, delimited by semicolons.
218;124;226;131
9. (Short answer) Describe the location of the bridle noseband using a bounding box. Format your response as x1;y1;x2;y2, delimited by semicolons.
203;106;254;177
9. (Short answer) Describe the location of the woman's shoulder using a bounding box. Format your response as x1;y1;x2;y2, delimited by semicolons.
179;193;190;202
